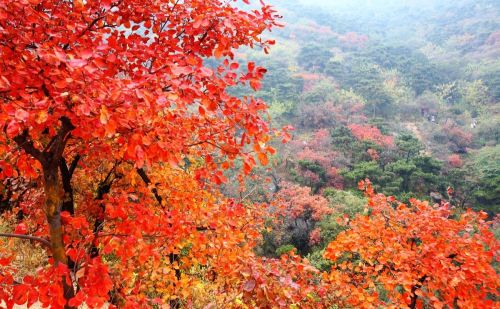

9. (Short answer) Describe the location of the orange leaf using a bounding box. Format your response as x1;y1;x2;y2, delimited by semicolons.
257;152;268;166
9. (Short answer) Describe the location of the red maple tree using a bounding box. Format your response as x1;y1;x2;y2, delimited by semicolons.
0;0;298;307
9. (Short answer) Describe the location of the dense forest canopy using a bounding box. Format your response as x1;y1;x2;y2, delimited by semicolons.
244;0;499;213
0;0;498;308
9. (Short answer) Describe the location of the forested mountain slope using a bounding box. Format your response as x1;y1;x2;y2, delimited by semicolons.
233;0;500;261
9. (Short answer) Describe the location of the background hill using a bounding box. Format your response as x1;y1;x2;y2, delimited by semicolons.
231;0;500;260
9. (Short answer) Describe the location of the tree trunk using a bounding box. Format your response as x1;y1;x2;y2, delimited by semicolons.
13;118;76;308
42;164;75;307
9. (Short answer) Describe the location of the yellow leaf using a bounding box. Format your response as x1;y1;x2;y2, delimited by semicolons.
35;110;48;124
100;105;109;124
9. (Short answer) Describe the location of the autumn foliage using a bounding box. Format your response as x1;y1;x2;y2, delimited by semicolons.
0;0;299;307
348;123;394;147
324;179;499;308
276;182;332;221
447;154;464;168
0;0;499;308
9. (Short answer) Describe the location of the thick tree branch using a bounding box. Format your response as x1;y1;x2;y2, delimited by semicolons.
0;233;51;248
44;117;75;162
13;130;43;163
68;155;81;177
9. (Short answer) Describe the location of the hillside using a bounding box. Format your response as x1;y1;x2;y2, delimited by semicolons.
229;0;500;260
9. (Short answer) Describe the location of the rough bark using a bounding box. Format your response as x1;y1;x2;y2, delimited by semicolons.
43;165;75;303
13;117;76;308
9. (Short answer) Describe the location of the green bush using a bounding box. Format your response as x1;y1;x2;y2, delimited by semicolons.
276;244;296;256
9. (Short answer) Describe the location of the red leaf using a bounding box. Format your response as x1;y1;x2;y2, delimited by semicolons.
0;76;11;91
79;49;94;59
199;67;213;77
230;62;239;70
14;223;27;235
14;109;29;121
247;62;255;72
198;105;206;116
54;79;68;89
68;58;87;68
249;79;261;91
243;279;256;292
6;121;21;137
13;285;28;305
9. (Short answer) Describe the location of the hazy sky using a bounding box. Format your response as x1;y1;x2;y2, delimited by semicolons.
266;0;467;20
296;0;434;5
282;0;444;10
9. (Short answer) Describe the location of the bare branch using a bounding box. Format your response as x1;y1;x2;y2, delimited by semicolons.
136;167;163;206
0;233;51;248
